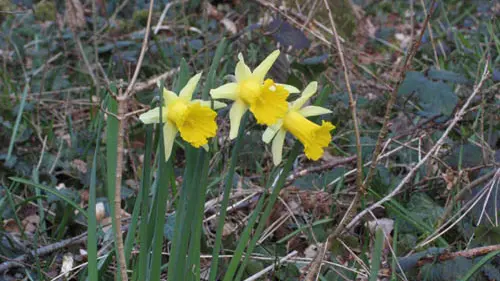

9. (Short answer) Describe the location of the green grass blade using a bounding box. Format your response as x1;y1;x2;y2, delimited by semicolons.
87;96;107;280
8;177;87;216
201;38;227;100
149;140;175;280
168;147;199;281
208;113;249;281
137;124;154;278
230;83;329;281
104;91;122;280
231;144;302;281
369;229;384;281
7;83;29;161
459;250;500;281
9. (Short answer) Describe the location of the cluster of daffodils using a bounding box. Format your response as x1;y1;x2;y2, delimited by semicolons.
139;50;336;165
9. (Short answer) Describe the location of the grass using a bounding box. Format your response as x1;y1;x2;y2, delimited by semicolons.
0;0;498;281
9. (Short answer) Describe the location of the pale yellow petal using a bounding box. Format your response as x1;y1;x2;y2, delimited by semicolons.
298;106;332;117
179;73;202;100
163;121;178;161
163;89;179;104
192;99;227;110
138;107;162;124
262;120;283;144
229;99;248;140
202;144;209;151
271;129;286;166
277;83;300;94
235;60;252;82
210;83;239;100
253;50;280;82
291;81;318;110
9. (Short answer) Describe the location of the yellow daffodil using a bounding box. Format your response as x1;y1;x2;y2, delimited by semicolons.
262;82;335;165
138;73;226;161
210;50;300;139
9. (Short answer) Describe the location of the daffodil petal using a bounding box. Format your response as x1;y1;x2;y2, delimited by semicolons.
177;103;217;148
262;120;283;143
292;81;318;110
235;60;252;82
163;121;178;161
249;80;289;125
138;107;163;124
298;106;332;117
179;73;202;100
272;129;286;166
192;99;227;110
253;50;280;82
210;83;239;100
163;89;179;104
229;99;248;140
202;144;209;151
277;83;300;94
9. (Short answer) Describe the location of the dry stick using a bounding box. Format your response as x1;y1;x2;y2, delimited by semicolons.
363;0;437;189
345;60;490;233
304;1;364;280
285;156;357;185
243;251;298;281
113;87;129;281
419;0;439;69
415;243;500;267
436;168;497;228
111;0;155;280
0;232;87;272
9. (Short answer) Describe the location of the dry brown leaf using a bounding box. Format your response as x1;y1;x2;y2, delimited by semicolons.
22;214;40;234
72;159;88;174
3;219;20;234
65;0;85;31
60;253;74;278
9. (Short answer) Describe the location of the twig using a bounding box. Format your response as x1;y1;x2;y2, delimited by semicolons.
124;0;155;98
243;251;298;281
415;243;500;267
345;59;490;233
363;0;438;188
303;1;363;279
74;36;98;87
111;0;155;279
419;0;439;68
0;233;86;272
436;169;497;228
285;156;357;185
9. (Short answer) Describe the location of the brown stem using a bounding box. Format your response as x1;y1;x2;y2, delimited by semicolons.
363;0;438;188
304;1;364;280
114;95;128;281
416;244;500;267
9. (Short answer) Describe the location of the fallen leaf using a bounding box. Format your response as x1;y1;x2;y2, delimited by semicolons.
60;253;74;278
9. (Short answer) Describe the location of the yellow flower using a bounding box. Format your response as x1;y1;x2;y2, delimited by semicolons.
138;73;226;161
262;82;335;165
210;50;300;139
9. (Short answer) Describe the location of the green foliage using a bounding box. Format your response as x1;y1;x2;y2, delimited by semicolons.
398;71;458;118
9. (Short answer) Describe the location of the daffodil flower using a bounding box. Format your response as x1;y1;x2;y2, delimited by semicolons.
138;73;226;161
210;50;300;139
262;81;335;165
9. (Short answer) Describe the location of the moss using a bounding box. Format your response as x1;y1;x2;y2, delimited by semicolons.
133;9;150;27
34;0;56;22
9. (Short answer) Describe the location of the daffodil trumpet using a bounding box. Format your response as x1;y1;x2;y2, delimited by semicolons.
210;50;300;139
262;81;335;165
138;73;226;161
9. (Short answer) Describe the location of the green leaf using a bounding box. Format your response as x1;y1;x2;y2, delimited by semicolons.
8;177;86;217
398;71;458;117
428;68;470;84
